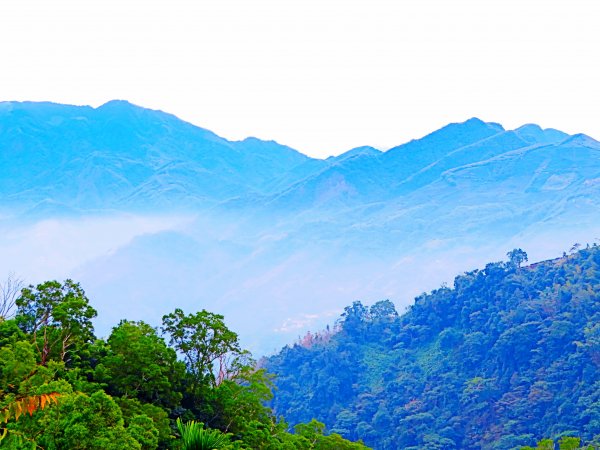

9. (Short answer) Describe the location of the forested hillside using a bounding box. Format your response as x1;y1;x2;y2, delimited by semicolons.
0;280;368;449
265;245;600;449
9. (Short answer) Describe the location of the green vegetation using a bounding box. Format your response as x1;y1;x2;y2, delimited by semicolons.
0;280;369;449
521;436;595;449
265;245;600;449
176;418;230;449
6;245;600;449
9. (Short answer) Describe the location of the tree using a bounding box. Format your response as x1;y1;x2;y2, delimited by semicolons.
295;419;370;449
369;300;398;320
339;301;369;329
162;309;250;388
27;390;149;449
116;398;173;449
127;415;160;450
558;437;581;450
507;248;528;269
94;320;185;409
210;368;274;433
0;273;23;320
15;280;97;365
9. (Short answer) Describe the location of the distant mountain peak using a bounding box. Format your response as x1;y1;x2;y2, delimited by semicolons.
98;99;136;109
560;133;600;147
96;100;150;116
463;117;488;126
384;117;505;163
96;100;177;120
415;117;505;144
456;117;504;132
514;123;569;145
516;123;543;132
328;146;381;162
236;136;288;147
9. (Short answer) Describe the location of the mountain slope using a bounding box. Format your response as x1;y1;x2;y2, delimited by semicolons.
0;100;319;214
264;246;600;450
259;119;579;211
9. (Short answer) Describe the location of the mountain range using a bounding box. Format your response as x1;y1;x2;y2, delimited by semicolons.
1;100;599;353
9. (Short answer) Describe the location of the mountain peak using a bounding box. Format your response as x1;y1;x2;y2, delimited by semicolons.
328;146;381;162
463;117;487;126
384;117;504;163
457;117;504;132
96;99;142;113
98;99;135;108
418;117;505;144
514;123;569;144
560;133;600;147
516;123;543;133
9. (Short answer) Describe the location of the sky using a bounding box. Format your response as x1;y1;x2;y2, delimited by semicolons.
1;0;599;158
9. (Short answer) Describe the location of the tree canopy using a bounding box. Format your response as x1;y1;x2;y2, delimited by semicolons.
0;280;369;449
265;245;600;449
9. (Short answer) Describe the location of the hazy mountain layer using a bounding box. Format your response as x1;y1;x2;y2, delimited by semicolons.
0;100;319;215
1;100;599;353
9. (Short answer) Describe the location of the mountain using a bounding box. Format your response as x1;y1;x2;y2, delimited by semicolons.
327;146;382;163
263;246;600;450
1;100;600;354
0;100;320;215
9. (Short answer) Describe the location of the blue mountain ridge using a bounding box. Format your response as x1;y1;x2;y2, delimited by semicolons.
0;100;318;215
1;100;600;354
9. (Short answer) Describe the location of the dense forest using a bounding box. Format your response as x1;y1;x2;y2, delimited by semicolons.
264;245;600;449
0;280;368;449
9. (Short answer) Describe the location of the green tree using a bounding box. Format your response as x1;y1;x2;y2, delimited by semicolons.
507;248;528;269
15;280;97;366
116;397;173;449
162;309;250;388
369;300;398;320
210;368;274;433
128;414;160;450
38;390;147;449
295;419;370;449
559;436;581;449
95;320;185;409
2;387;149;450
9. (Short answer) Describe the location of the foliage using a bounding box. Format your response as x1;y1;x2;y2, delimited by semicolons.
128;414;161;450
295;419;370;449
1;392;60;423
162;309;251;388
507;248;528;268
0;392;60;443
0;279;367;449
15;280;97;366
116;397;173;449
176;418;230;449
521;436;598;449
265;245;600;449
94;320;185;409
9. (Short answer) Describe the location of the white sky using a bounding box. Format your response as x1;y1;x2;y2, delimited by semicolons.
1;0;599;157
